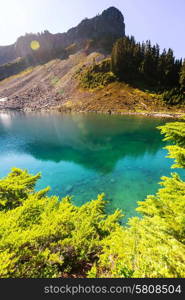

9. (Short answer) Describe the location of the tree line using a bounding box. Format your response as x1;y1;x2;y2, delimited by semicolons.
111;36;185;97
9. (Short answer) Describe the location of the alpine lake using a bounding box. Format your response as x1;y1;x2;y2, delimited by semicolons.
0;111;183;222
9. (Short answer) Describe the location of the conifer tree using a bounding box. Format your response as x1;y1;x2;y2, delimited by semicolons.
180;60;185;91
111;36;182;91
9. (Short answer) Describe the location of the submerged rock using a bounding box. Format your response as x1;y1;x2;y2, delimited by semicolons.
65;185;73;194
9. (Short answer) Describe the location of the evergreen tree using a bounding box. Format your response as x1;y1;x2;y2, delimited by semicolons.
111;36;182;92
111;36;139;82
159;120;185;168
94;118;185;278
180;60;185;91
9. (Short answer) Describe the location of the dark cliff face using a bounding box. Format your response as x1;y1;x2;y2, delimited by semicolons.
65;7;125;41
0;7;125;66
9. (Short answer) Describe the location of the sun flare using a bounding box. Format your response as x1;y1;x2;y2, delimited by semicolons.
30;40;40;51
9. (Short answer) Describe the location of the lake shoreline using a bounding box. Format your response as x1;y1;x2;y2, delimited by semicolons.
0;107;184;119
68;110;185;119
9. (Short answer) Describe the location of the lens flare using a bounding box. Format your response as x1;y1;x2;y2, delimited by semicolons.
30;40;40;51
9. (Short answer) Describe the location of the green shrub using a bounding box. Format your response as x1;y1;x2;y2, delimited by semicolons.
78;59;117;89
161;88;185;105
81;70;116;89
0;172;121;278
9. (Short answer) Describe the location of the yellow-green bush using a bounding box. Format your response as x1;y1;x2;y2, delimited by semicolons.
77;60;117;89
0;174;121;278
96;173;185;278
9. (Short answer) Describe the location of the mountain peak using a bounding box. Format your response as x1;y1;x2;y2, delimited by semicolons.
102;6;124;20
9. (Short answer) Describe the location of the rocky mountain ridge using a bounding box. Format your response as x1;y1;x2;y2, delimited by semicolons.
0;7;125;66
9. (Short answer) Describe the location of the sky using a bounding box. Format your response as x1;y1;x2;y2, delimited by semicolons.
0;0;184;59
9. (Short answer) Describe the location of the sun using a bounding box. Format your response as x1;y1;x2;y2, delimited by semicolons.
30;40;40;51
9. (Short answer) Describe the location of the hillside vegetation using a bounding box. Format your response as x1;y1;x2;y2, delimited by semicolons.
74;36;185;109
0;37;185;114
0;51;184;116
0;7;184;114
0;119;185;278
111;36;185;105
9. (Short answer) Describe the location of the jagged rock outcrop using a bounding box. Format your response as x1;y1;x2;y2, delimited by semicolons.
64;7;125;42
0;7;125;66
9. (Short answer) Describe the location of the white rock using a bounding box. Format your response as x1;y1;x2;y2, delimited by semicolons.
0;97;8;102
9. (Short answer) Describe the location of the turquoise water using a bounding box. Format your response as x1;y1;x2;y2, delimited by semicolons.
0;111;183;220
